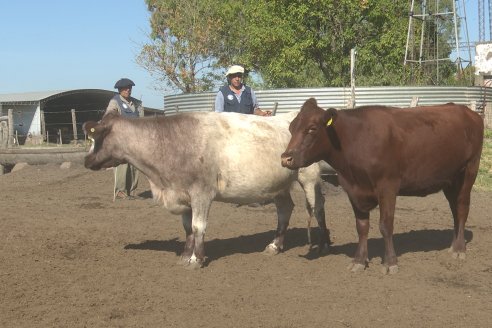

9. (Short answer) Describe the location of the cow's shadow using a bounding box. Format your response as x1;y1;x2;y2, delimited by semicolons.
314;228;474;262
124;227;473;265
124;228;306;262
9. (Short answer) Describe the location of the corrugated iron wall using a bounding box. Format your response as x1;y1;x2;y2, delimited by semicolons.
164;86;492;114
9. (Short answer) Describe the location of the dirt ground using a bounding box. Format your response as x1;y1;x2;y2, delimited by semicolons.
1;163;491;328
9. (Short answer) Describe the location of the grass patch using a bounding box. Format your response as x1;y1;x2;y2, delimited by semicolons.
475;129;492;191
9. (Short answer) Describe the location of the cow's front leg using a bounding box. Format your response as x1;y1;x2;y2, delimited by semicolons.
306;183;331;253
264;192;294;255
177;210;195;265
378;194;398;274
348;202;370;273
186;198;212;269
297;169;331;252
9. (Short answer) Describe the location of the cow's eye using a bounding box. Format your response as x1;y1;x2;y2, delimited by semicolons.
308;127;316;134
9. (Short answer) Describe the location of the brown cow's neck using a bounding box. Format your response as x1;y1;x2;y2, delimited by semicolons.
322;125;351;182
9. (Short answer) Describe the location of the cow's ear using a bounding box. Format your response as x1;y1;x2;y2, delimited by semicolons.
302;97;318;110
324;108;338;127
83;121;106;142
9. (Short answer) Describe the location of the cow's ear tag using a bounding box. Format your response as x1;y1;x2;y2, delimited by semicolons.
326;118;333;126
90;128;95;133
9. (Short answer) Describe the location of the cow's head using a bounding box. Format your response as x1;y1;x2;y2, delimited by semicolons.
83;112;126;170
281;98;338;169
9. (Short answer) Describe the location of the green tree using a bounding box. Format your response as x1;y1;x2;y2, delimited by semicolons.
137;0;225;93
139;0;464;92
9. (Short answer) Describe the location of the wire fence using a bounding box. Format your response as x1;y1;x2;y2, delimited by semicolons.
2;85;491;149
1;106;164;148
1;108;106;148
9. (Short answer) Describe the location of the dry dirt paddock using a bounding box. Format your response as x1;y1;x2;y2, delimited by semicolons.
1;163;491;327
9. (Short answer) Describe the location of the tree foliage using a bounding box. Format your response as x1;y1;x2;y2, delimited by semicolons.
137;0;225;93
139;0;469;93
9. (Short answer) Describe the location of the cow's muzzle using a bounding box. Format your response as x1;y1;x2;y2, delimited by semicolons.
281;150;298;169
84;154;101;171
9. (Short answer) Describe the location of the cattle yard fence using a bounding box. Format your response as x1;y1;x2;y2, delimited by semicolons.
1;86;491;150
164;86;492;128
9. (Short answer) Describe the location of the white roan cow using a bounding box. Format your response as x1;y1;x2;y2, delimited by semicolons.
83;111;331;269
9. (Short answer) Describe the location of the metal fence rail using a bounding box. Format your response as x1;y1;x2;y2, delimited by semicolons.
164;86;492;114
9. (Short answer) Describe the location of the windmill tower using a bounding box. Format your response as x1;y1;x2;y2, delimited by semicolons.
478;0;492;42
404;0;472;83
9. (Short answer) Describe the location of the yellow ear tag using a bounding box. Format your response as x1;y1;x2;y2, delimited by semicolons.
326;118;333;126
90;128;95;133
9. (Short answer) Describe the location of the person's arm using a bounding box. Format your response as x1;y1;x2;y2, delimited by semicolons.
104;98;120;117
254;108;272;116
214;91;225;112
137;101;144;117
251;89;271;116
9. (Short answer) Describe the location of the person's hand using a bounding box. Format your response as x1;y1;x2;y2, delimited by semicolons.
255;108;272;116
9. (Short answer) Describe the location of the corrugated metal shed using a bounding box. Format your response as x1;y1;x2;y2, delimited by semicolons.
0;89;163;145
0;89;161;112
0;90;68;104
164;86;492;114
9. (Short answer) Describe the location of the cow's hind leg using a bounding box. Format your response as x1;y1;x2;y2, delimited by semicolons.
264;192;294;255
177;210;195;265
298;180;331;253
443;162;478;260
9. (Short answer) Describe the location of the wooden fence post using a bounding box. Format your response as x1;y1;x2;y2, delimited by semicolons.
41;110;46;142
71;109;78;142
272;102;278;116
0;121;7;148
8;108;14;148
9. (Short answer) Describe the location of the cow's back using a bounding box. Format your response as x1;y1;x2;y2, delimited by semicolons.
142;112;304;204
335;104;483;196
209;112;300;202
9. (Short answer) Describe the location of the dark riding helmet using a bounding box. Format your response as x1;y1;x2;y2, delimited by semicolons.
114;78;135;89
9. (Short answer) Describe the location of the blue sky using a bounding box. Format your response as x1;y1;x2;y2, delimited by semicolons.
0;1;483;110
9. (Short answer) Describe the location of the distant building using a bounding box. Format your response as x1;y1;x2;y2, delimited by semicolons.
475;43;492;86
0;89;163;145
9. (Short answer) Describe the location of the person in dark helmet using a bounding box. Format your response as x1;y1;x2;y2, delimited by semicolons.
104;78;144;201
105;78;143;118
214;65;271;116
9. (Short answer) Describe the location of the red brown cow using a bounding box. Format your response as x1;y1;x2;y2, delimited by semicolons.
281;98;484;274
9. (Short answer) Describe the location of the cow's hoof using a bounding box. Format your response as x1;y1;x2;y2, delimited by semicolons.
448;247;466;260
452;251;466;260
263;243;280;256
381;265;399;275
177;256;191;266
184;259;204;270
347;262;366;273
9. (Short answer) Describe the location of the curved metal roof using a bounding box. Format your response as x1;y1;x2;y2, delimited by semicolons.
0;89;115;105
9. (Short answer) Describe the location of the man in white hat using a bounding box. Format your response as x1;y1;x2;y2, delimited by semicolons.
214;65;271;116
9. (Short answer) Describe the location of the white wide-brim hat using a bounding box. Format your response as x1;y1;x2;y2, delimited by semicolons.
226;65;245;77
